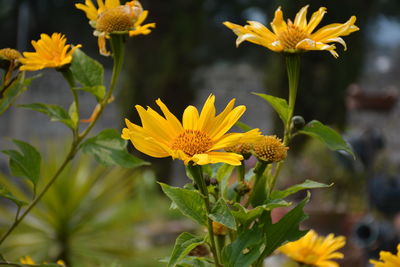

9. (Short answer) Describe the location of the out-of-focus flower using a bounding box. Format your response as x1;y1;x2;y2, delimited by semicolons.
20;256;65;266
224;5;359;58
76;0;155;56
370;244;400;267
279;230;346;267
122;94;261;166
212;221;228;235
252;135;288;163
19;33;81;71
0;48;22;84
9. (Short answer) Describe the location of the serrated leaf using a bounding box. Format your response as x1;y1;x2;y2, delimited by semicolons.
261;194;310;257
0;184;27;207
74;85;106;102
159;183;207;226
168;232;205;267
2;139;41;186
209;198;236;230
20;103;75;129
81;129;149;168
270;179;331;200
254;93;289;125
0;73;39;115
222;226;265;267
70;48;104;87
299;120;355;158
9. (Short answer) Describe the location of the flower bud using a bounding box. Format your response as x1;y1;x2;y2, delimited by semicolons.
234;182;251;196
291;115;305;131
212;221;228;236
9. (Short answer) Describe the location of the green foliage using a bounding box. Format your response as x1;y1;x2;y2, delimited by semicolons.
159;183;207;226
19;103;76;130
299;120;355;158
168;232;204;267
2;140;41;188
261;195;310;257
0;73;39;115
222;226;265;267
270;179;331;199
70;48;105;102
0;184;27;207
254;93;289;125
209;199;236;230
215;165;235;199
81;129;149;168
176;256;212;267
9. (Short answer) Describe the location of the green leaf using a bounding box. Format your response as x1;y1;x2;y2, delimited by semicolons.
216;164;235;199
299;120;355;158
222;226;265;267
81;129;149;168
235;121;252;132
0;73;39;115
254;93;289;125
249;174;267;207
70;48;104;87
168;232;205;267
261;194;310;257
271;179;331;200
2;139;41;186
209;198;236;230
0;184;27;207
159;183;207;226
74;85;106;102
177;256;212;267
19;103;75;129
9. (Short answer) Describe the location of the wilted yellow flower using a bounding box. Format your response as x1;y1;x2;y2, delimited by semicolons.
0;48;22;62
212;221;228;235
370;244;400;267
76;0;155;56
122;94;261;166
19;33;81;71
224;5;359;58
279;230;346;267
0;48;22;84
252;135;288;163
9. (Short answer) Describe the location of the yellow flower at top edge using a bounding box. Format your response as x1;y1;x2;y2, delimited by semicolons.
370;244;400;267
121;94;261;166
19;33;81;71
278;230;346;267
75;0;155;56
224;5;359;58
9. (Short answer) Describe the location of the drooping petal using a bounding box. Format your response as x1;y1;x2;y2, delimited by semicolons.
311;16;359;42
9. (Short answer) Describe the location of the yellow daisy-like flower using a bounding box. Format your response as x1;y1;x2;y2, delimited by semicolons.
279;230;346;267
122;94;261;166
19;33;81;71
76;0;155;56
224;5;359;58
370;244;400;267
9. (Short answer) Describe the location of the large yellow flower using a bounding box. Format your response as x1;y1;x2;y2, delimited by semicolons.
370;244;400;267
19;33;81;71
224;5;359;58
122;95;261;166
75;0;155;56
279;230;346;267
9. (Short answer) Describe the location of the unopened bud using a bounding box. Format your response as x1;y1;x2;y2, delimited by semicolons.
291;115;305;131
234;182;251;196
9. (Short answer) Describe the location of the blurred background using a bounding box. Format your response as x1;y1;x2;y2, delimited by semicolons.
1;0;400;266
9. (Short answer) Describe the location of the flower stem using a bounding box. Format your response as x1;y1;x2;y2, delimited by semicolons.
0;35;126;247
61;67;80;138
267;53;301;195
187;164;221;267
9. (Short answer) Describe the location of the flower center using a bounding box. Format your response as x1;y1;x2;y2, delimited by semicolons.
96;6;135;33
278;24;309;50
253;135;288;163
171;130;213;157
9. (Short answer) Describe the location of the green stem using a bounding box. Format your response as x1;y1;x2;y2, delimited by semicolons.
61;67;80;138
246;160;268;207
238;161;245;182
78;34;125;141
187;164;221;267
267;54;301;195
0;35;126;247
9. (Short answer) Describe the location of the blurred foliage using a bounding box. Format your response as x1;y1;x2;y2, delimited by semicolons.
0;142;181;267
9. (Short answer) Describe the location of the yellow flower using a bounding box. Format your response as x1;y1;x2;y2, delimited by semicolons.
19;256;66;266
0;48;22;61
279;230;346;267
0;48;22;84
122;94;261;166
19;33;81;71
76;0;155;56
212;221;228;236
252;135;288;163
370;244;400;267
224;5;359;58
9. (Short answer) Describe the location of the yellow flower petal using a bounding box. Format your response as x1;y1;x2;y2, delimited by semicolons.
270;7;287;35
182;105;199;130
294;5;309;29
